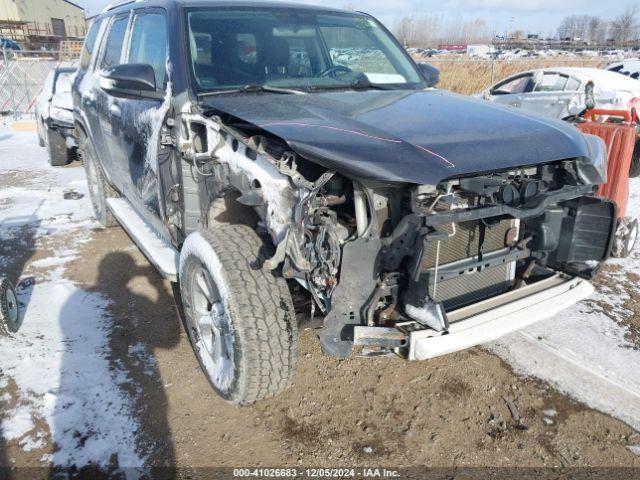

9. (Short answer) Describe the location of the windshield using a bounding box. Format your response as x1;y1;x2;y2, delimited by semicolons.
186;8;424;93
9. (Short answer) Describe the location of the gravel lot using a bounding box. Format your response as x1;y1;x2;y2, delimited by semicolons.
1;124;640;477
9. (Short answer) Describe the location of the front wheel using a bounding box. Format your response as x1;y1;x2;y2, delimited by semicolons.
179;225;298;405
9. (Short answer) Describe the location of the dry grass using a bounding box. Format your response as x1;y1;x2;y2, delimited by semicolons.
416;56;607;95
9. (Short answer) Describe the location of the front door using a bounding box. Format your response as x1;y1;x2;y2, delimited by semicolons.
105;9;169;224
99;9;168;223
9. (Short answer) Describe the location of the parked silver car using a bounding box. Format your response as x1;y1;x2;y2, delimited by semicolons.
480;67;640;120
35;64;77;166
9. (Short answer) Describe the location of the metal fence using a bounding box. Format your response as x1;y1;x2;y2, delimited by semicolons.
0;50;75;118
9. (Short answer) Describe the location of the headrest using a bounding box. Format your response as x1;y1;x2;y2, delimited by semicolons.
265;37;290;68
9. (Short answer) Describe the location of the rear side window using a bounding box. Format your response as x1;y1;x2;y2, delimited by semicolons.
534;73;568;92
80;19;103;69
565;76;581;91
128;12;168;87
101;15;129;70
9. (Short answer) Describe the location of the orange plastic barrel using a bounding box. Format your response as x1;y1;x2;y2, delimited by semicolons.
576;122;635;219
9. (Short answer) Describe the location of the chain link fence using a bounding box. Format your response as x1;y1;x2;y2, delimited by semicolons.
0;50;73;118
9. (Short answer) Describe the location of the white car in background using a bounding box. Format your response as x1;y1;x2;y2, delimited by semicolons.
480;67;640;120
35;64;77;166
607;59;640;80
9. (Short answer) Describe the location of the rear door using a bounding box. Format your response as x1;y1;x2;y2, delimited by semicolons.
73;18;109;175
108;8;169;222
95;13;132;192
520;72;571;119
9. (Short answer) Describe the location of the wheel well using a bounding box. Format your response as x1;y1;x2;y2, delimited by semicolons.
206;190;260;230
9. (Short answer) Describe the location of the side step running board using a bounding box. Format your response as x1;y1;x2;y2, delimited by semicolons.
106;198;180;282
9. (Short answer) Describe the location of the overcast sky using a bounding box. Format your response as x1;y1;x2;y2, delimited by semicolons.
74;0;635;37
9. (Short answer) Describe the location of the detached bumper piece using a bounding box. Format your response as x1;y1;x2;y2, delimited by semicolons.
408;274;593;360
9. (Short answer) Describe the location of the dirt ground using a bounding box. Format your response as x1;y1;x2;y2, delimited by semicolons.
6;224;639;471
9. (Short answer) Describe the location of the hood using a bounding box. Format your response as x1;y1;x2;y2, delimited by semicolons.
202;89;591;185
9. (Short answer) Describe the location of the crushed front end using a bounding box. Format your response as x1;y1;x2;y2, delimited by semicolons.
293;156;616;359
175;107;615;361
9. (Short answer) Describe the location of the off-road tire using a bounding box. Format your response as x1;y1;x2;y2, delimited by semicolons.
179;225;298;405
630;138;640;178
0;277;19;335
46;129;69;167
80;133;118;228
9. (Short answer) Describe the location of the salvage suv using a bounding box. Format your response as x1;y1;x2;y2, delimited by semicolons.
73;0;616;405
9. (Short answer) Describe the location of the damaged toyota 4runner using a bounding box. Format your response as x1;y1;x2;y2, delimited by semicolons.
73;0;615;405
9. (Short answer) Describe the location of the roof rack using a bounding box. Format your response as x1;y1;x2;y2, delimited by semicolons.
101;0;136;13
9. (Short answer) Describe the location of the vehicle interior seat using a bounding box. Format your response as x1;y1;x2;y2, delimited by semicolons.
263;37;291;80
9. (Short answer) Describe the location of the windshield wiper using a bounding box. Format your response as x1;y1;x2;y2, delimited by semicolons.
349;78;398;91
197;84;307;97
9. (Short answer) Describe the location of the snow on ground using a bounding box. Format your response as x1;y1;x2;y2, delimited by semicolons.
0;126;147;469
491;177;640;431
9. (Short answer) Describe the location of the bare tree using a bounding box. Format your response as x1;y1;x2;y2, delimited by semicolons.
587;17;602;43
610;4;639;42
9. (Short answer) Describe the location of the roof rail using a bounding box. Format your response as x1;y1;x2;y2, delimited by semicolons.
101;0;136;13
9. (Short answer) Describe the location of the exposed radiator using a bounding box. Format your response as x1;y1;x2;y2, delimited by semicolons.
421;219;517;312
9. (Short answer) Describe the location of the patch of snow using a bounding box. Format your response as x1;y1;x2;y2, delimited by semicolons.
1;405;35;440
491;177;640;431
128;342;157;377
0;258;146;468
0;127;147;469
628;445;640;456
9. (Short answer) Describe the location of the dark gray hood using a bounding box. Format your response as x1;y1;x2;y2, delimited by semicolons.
202;89;591;185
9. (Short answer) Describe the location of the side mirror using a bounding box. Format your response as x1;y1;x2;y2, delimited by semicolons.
100;63;157;97
418;62;440;88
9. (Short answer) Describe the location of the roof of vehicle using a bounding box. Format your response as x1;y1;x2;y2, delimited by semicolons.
103;0;355;15
607;58;640;78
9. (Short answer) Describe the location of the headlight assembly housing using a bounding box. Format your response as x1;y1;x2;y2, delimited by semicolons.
576;133;608;186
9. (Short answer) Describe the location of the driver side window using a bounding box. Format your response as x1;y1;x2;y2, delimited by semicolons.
128;11;168;88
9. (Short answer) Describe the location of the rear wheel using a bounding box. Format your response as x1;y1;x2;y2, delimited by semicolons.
80;134;118;228
46;129;69;167
179;225;298;405
0;278;19;335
